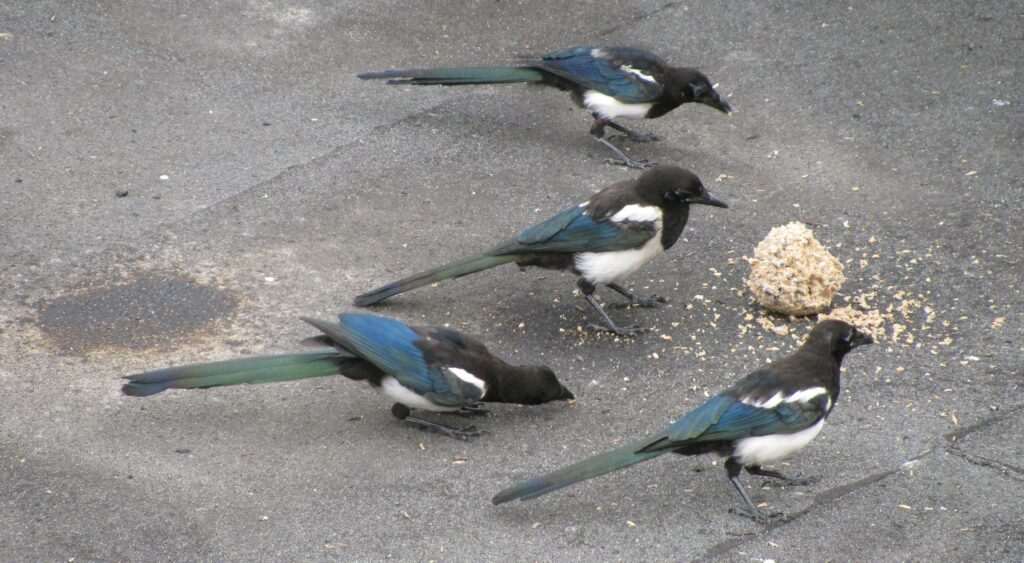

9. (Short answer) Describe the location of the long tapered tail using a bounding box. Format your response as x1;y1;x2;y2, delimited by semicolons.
492;432;671;504
122;350;349;397
353;254;517;307
357;66;544;86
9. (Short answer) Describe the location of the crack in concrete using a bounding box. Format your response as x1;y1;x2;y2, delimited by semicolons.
170;95;473;222
693;450;927;562
947;446;1024;481
944;402;1024;481
693;465;906;560
942;402;1024;444
695;403;1024;561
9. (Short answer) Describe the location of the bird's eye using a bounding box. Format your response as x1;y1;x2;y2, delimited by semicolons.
691;84;708;98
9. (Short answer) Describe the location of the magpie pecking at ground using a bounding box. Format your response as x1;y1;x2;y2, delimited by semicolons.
358;46;731;169
493;320;873;522
353;165;727;336
122;313;575;440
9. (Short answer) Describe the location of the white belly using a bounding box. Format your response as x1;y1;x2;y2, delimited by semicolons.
583;90;653;120
379;376;460;412
732;418;825;466
574;234;664;285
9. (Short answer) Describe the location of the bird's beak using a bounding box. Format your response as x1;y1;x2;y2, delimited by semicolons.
850;331;874;348
703;95;732;115
560;386;576;401
688;189;729;208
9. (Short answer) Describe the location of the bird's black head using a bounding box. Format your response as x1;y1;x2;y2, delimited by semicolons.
806;320;874;362
637;165;729;209
496;365;575;406
676;68;732;114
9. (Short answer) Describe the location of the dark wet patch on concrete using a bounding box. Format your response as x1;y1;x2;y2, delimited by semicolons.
35;271;238;354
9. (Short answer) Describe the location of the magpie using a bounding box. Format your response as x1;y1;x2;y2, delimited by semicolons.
358;46;731;169
493;320;873;522
122;312;575;440
353;165;727;336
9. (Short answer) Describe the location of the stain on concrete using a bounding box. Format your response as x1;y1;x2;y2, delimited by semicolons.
35;271;238;354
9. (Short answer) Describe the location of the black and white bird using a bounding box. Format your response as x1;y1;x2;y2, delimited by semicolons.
122;313;575;440
358;46;732;168
493;320;874;522
353;165;728;336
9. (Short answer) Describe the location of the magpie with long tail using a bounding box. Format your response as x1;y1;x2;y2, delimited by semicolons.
122;313;574;440
358;47;731;169
353;165;727;336
493;320;873;522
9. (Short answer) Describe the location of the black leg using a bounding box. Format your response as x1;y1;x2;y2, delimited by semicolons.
390;403;483;441
725;458;787;524
583;294;648;336
606;282;667;308
607;120;662;143
590;115;651;169
596;138;651;170
746;465;817;487
578;279;647;336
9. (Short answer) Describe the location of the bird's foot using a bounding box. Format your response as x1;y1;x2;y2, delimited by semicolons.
402;414;486;440
761;475;817;488
452;404;491;417
610;131;663;143
611;295;668;309
433;424;485;441
450;425;485;440
586;323;650;337
604;156;653;170
729;507;789;524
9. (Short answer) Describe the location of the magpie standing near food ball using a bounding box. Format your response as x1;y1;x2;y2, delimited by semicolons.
358;47;732;169
493;320;873;522
353;165;728;336
122;313;575;440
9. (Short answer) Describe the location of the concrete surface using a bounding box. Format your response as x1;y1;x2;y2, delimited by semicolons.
2;0;1021;561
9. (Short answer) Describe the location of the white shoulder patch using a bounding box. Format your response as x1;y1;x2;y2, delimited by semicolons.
742;391;783;409
609;204;662;224
620;64;657;83
590;48;608;59
741;386;828;409
447;367;487;395
784;386;828;404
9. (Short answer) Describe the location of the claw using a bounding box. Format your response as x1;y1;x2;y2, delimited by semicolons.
450;425;482;440
610;295;667;309
452;405;491;418
402;414;486;440
728;507;788;524
604;157;652;170
586;323;650;337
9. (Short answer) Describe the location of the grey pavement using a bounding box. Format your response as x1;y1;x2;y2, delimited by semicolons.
2;1;1022;561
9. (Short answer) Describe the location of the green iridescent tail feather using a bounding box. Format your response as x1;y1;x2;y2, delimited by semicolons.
353;254;518;307
357;66;544;86
492;432;670;505
121;350;349;397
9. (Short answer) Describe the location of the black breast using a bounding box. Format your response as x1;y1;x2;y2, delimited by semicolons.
659;206;690;249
